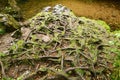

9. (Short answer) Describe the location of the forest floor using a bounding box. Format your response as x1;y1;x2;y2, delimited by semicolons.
0;0;120;79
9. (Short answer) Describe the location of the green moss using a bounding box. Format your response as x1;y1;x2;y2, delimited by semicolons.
0;28;5;34
79;17;111;32
96;20;110;32
112;30;120;38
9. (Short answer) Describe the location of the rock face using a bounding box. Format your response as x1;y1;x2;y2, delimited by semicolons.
0;5;120;80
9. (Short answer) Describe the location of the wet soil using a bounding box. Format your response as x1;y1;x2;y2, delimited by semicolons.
18;0;120;30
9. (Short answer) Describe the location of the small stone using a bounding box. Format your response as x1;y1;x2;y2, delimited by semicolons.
42;35;50;42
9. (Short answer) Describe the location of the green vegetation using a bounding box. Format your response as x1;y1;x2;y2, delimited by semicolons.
0;26;6;34
96;20;111;32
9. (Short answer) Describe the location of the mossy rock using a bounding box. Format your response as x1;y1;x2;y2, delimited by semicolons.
0;13;21;33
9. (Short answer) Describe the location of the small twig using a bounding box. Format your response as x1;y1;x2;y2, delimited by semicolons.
79;52;93;62
91;63;97;79
35;64;40;72
49;47;76;53
61;52;64;70
65;67;89;72
25;29;35;41
76;72;86;80
53;42;58;50
98;63;112;72
0;59;6;78
11;56;60;62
